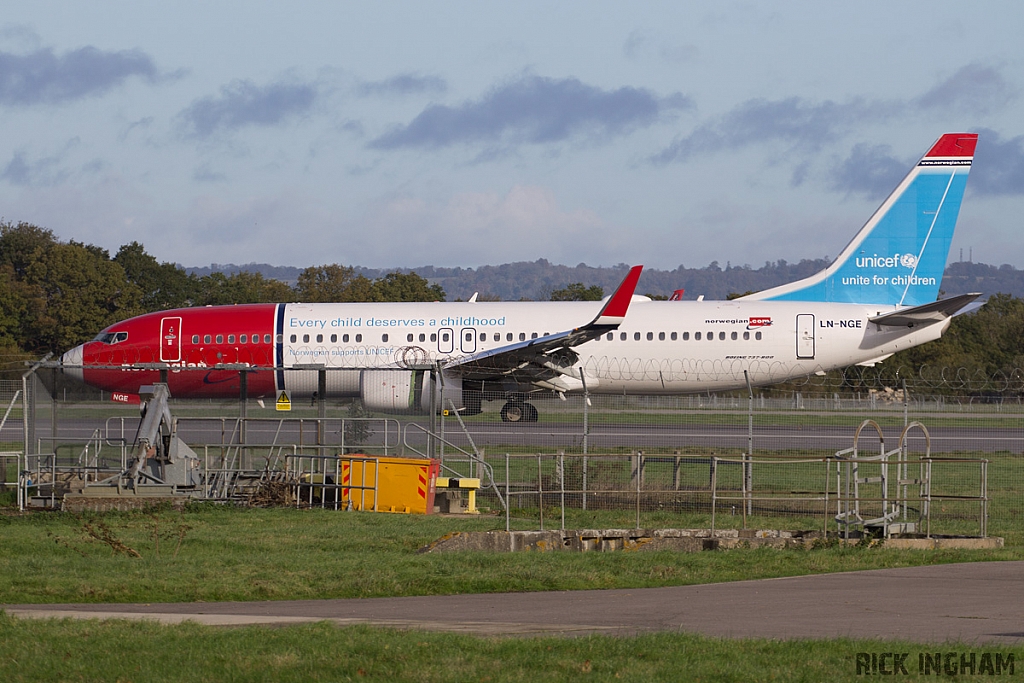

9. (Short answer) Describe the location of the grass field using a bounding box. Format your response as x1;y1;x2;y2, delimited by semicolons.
2;614;1021;683
1;505;1021;605
2;503;1023;681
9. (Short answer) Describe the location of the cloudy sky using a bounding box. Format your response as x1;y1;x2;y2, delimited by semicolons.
2;2;1023;271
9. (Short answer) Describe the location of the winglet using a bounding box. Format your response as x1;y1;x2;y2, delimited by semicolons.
591;265;643;326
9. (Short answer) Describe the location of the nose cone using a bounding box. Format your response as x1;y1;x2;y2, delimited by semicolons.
61;344;85;383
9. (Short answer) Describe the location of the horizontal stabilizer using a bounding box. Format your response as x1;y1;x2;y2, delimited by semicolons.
869;293;982;327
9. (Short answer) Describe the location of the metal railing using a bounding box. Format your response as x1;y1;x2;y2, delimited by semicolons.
477;448;990;539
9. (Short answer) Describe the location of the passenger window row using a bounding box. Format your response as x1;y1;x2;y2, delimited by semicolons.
196;328;764;347
192;333;272;344
289;333;365;344
599;330;763;341
277;329;764;345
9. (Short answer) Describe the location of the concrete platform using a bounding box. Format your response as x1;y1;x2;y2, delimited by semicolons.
419;529;1004;553
6;561;1024;643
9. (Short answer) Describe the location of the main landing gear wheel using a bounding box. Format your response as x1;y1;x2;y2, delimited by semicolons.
500;401;539;423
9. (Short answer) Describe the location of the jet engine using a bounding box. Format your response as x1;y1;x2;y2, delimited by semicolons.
359;369;463;414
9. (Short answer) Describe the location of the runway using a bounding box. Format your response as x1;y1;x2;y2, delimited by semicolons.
6;561;1024;644
10;414;1023;454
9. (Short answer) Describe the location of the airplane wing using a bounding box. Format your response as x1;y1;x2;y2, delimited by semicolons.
869;293;983;327
443;265;643;384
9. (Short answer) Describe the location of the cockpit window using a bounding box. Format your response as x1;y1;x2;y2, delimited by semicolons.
92;331;128;344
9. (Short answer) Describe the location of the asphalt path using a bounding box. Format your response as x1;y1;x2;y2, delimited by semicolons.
10;415;1022;454
6;561;1024;644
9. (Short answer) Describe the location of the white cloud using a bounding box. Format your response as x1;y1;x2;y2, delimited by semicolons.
350;185;623;266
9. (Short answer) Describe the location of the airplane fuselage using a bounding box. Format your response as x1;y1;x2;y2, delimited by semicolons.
63;298;936;400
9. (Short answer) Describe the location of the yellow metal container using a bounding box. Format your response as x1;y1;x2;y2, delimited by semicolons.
341;455;439;514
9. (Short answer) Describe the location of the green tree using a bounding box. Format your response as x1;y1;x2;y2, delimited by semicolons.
0;221;58;278
294;266;445;302
0;265;27;349
371;271;445;302
295;264;374;302
194;271;294;305
550;282;604;301
114;241;198;311
23;242;142;353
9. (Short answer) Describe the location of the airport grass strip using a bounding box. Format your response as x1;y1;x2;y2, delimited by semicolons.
1;506;1022;605
1;614;1021;683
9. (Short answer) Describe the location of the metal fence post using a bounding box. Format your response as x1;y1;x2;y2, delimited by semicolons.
745;370;754;517
710;456;718;537
823;457;830;537
582;453;588;511
582;385;589;511
673;451;681;491
559;451;565;531
903;377;909;429
635;451;642;530
537;454;544;531
981;459;988;538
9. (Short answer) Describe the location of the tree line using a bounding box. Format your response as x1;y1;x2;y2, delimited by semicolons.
182;257;1024;303
3;220;1023;387
0;221;443;375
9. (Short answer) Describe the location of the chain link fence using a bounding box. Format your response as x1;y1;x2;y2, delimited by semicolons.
2;368;1022;542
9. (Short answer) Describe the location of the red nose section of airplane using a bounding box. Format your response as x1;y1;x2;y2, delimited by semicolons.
61;304;281;399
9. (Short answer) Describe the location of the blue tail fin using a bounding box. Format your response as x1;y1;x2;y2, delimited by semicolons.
743;133;977;306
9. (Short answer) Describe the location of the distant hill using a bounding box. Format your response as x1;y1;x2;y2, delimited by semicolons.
185;259;1022;301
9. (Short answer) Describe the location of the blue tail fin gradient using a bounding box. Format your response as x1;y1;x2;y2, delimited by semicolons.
743;133;977;306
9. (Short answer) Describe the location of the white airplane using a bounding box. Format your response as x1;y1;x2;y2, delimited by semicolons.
63;133;980;421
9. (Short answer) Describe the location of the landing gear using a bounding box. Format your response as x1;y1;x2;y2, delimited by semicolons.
500;399;538;423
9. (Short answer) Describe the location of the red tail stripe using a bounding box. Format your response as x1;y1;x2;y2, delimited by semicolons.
925;133;978;158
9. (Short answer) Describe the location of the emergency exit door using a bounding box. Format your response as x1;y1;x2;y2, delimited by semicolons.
160;316;182;362
460;328;477;353
438;327;454;354
796;314;815;359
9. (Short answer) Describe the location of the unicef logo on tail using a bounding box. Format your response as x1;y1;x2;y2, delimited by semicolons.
854;253;919;270
843;252;935;288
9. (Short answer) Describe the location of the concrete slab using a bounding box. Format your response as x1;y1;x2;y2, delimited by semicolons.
6;561;1024;644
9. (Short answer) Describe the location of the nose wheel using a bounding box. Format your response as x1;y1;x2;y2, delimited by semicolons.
500;400;538;422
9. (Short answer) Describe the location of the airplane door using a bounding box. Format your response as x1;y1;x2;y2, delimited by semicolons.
460;327;477;353
438;327;454;354
160;317;182;362
796;314;815;359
